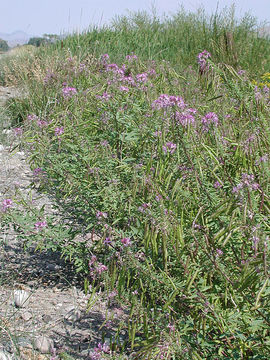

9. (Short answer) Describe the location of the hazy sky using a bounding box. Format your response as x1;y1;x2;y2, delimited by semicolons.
0;0;269;36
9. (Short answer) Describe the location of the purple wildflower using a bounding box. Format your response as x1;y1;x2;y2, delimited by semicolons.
175;110;195;127
37;120;48;128
104;237;112;246
43;70;56;84
136;72;148;83
121;237;131;247
96;211;108;220
216;249;223;257
197;50;211;73
13;127;23;136
123;75;136;86
2;199;13;212
96;92;112;101
62;86;77;99
201;112;219;126
126;54;138;62
233;173;259;194
162;142;177;154
27;114;39;122
214;181;222;189
119;85;129;92
238;69;246;76
33;167;43;176
101;53;110;65
34;221;47;231
54;127;64;136
96;263;108;274
152;94;186;110
148;68;156;77
106;63;119;71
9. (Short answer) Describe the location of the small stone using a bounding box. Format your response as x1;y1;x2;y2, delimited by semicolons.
34;336;54;354
46;263;56;271
0;350;12;360
65;308;82;322
14;290;30;308
0;145;4;151
42;314;52;323
21;311;32;321
2;129;11;135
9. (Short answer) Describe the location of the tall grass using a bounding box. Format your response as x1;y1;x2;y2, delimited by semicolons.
1;6;270;359
46;6;270;73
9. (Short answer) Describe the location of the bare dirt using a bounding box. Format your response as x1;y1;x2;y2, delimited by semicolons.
0;88;128;360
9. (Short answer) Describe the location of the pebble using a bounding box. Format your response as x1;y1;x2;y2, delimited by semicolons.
34;336;54;354
14;290;30;308
0;144;4;151
21;311;32;321
2;129;11;135
0;350;12;360
42;314;52;323
65;307;82;322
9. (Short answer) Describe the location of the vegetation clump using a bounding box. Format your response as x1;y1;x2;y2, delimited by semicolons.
1;6;270;359
0;38;9;52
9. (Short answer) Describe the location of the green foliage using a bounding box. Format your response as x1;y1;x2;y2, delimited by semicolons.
0;38;9;52
1;5;270;359
27;36;48;47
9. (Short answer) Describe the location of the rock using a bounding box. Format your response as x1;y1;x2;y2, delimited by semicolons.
42;314;52;323
0;145;4;151
0;350;12;360
33;336;54;354
14;290;30;308
46;263;56;271
21;311;32;321
2;129;11;135
65;307;82;322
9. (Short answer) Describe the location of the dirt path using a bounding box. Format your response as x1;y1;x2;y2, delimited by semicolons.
0;88;127;359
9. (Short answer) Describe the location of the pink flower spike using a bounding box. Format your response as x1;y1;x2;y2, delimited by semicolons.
54;127;64;136
34;221;47;231
121;237;131;247
2;199;13;211
13;127;23;136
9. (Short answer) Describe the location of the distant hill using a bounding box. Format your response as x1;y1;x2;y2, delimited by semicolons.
0;31;33;47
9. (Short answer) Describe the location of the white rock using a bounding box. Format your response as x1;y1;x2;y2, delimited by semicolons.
0;145;4;151
34;336;54;354
2;129;11;135
0;350;12;360
14;290;30;308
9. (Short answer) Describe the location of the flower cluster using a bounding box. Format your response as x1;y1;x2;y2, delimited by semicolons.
89;342;110;360
34;221;47;231
201;112;219;131
197;50;211;73
162;142;177;154
175;108;196;127
201;112;218;126
121;237;131;247
89;255;108;279
54;127;64;137
152;94;186;110
126;54;138;62
96;210;108;220
136;72;148;83
2;199;13;212
13;127;23;136
233;173;260;193
62;86;77;99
